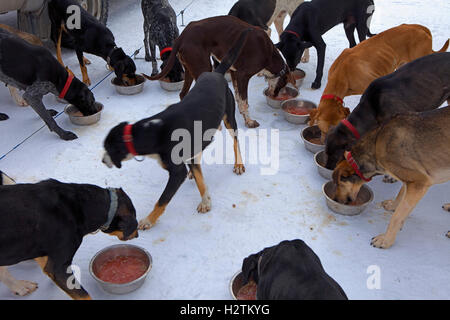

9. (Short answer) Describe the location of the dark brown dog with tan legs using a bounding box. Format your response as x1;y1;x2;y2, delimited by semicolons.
0;179;138;299
309;24;449;139
332;106;450;249
145;15;296;128
103;29;250;230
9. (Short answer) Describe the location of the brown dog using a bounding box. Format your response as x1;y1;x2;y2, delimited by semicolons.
309;24;449;138
145;15;296;128
332;107;450;249
0;24;44;107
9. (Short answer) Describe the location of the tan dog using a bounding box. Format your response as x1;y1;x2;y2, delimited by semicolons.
309;24;449;139
0;24;44;107
332;107;450;249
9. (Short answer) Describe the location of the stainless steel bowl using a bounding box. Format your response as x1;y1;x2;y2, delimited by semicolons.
301;125;325;154
230;271;244;300
322;181;374;216
159;79;185;91
281;99;317;124
64;102;103;126
293;68;306;88
111;75;146;95
89;244;152;295
314;150;333;179
263;87;299;109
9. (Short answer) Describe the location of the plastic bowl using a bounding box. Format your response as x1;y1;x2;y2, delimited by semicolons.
111;75;146;95
64;102;103;126
281;99;317;124
89;244;152;295
263;87;299;109
322;181;374;216
301;125;324;154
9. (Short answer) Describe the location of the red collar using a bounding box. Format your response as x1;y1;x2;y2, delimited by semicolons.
321;94;344;106
341;119;360;140
123;124;138;156
345;152;371;182
58;74;74;99
284;30;300;39
160;47;172;58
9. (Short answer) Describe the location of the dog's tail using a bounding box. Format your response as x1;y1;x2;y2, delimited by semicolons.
214;28;252;75
435;39;449;53
142;36;182;81
0;171;15;185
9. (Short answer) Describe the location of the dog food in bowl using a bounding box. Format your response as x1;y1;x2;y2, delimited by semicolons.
301;125;325;153
64;102;103;126
111;75;146;95
293;68;306;87
96;256;147;284
281;99;317;124
236;281;257;300
322;181;374;216
263;87;299;109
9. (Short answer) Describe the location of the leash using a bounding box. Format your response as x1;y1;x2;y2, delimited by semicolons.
0;47;143;163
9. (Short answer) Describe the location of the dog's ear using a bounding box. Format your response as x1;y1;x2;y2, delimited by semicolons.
309;109;318;125
241;254;259;285
343;107;351;117
332;166;341;185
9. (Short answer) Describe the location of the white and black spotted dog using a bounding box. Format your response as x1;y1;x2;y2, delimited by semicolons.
141;0;184;82
0;171;15;185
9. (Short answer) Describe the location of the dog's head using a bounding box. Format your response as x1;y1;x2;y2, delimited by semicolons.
242;252;263;285
110;48;137;85
325;124;355;170
161;53;185;83
102;188;139;240
276;33;311;71
309;100;350;137
67;77;97;116
265;66;297;97
332;156;365;204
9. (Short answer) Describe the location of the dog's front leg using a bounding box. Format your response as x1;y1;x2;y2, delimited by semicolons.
382;183;406;212
371;182;429;249
23;90;77;141
188;163;212;213
311;37;326;89
138;164;188;230
76;50;91;86
143;22;151;62
0;266;38;296
8;85;28;106
149;40;158;76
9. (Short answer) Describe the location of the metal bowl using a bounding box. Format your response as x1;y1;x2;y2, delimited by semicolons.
293;68;306;88
230;271;244;300
301;125;325;154
89;244;152;295
314;150;333;179
263;87;299;109
64;102;103;126
281;99;317;124
322;181;374;216
111;75;146;95
159;78;185;91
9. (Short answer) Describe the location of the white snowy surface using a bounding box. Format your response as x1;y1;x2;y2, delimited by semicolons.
0;0;449;300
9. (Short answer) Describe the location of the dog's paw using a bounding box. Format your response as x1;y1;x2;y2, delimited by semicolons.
446;231;450;238
233;164;246;175
11;280;38;296
245;119;260;128
0;113;9;121
382;175;397;183
370;233;394;249
83;78;92;86
197;194;212;213
311;81;321;90
442;203;450;212
301;56;310;63
60;131;78;141
187;170;194;180
14;96;28;107
48;109;58;117
381;200;397;212
138;218;154;231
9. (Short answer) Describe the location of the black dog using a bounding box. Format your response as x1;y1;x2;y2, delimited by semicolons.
0;171;15;185
0;29;97;140
141;0;184;82
228;0;276;32
325;52;450;169
0;179;138;299
102;29;251;230
48;0;137;86
276;0;375;89
241;240;348;299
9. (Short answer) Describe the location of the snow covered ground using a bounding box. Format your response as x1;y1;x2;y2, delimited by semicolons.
0;0;449;300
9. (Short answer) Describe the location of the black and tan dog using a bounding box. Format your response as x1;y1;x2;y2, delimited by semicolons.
276;0;375;89
0;179;138;299
102;29;250;230
48;0;137;86
325;52;450;170
141;0;184;82
241;240;348;299
333;107;450;248
0;28;98;140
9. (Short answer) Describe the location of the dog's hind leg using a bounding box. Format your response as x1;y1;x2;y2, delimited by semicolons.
149;40;158;76
231;74;259;128
138;164;188;230
143;21;151;62
180;68;194;100
76;50;91;86
223;97;245;174
371;182;429;249
344;21;357;48
382;184;406;212
0;266;38;296
188;163;212;213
